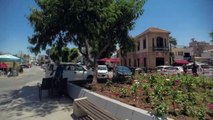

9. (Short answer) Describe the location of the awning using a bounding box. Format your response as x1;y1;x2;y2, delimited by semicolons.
97;58;120;63
174;60;189;65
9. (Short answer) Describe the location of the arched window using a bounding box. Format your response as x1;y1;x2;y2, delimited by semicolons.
157;37;164;48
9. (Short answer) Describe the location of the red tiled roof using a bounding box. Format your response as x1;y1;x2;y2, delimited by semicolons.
136;27;170;38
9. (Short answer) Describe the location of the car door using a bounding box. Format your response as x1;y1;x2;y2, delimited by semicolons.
63;64;76;81
74;65;87;81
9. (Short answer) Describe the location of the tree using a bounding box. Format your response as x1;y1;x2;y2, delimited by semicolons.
50;47;79;62
69;48;79;62
28;0;146;83
210;31;213;43
169;36;177;47
168;36;177;65
61;47;70;62
189;38;204;57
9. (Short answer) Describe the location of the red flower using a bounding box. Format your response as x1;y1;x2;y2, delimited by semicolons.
174;79;181;86
143;80;147;83
149;88;154;91
208;103;213;110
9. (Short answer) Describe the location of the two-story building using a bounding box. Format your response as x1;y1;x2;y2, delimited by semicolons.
172;47;193;61
118;27;170;68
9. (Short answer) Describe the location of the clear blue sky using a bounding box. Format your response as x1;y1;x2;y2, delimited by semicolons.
0;0;213;55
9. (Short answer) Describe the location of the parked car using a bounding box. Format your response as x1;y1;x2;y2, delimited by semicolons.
20;64;29;68
209;66;213;71
97;65;108;79
161;66;184;75
45;62;93;84
157;65;172;72
113;66;132;82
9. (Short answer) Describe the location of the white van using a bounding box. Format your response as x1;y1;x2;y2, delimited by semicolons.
45;63;93;84
97;65;108;79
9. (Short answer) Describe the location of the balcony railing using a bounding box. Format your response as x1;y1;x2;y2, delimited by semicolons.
153;46;169;51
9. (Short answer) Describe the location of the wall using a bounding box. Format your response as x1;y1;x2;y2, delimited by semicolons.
68;83;173;120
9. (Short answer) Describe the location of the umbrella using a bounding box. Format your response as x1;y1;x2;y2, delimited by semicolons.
0;54;21;62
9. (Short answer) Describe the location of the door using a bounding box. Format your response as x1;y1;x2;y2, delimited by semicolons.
63;64;76;81
73;65;87;81
156;58;165;66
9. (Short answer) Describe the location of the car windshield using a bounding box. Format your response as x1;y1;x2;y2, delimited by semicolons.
117;66;131;73
98;66;107;70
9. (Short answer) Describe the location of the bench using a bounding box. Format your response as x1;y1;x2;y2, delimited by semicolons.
73;97;119;120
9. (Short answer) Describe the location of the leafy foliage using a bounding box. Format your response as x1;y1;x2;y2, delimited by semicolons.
28;0;146;82
50;47;79;62
210;31;213;43
97;73;213;119
28;0;145;58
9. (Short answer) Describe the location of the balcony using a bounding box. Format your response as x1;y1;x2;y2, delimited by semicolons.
153;46;169;51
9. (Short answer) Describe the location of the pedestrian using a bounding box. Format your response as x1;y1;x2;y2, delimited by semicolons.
192;61;198;76
51;60;64;97
54;60;63;81
182;64;187;74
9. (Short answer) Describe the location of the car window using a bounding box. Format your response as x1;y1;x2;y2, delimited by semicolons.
157;67;163;70
74;65;85;71
98;66;107;70
165;67;175;70
187;65;193;69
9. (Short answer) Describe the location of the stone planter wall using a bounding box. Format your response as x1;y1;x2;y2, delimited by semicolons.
67;83;173;120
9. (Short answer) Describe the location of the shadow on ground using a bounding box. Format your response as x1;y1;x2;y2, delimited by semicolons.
0;84;73;119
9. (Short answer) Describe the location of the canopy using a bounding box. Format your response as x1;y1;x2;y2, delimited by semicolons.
174;59;189;65
0;54;22;62
97;58;120;63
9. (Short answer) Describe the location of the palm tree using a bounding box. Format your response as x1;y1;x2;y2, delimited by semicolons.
169;36;177;47
210;31;213;44
168;36;177;65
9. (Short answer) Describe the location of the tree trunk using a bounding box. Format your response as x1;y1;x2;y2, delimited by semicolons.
92;60;98;84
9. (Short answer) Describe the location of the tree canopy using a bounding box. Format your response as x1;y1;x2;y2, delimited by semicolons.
210;31;213;43
169;36;177;46
50;47;79;62
28;0;146;82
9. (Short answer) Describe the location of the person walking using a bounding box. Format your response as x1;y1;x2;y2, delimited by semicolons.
182;64;187;74
192;61;198;76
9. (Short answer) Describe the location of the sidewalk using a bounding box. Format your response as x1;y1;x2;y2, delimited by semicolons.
0;81;74;120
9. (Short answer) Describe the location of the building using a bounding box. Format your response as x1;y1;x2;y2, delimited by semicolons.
36;55;50;65
201;49;213;65
189;40;213;57
118;27;170;68
172;47;193;61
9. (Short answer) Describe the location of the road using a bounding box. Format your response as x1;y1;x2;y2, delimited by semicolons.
0;66;44;92
0;66;73;120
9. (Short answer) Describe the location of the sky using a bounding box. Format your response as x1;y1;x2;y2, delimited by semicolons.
0;0;213;55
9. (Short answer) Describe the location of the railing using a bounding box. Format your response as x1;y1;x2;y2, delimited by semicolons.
152;46;169;51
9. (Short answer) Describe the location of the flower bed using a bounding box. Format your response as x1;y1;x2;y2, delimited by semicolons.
88;74;213;120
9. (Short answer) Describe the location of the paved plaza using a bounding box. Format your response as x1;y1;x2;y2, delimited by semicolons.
0;66;75;120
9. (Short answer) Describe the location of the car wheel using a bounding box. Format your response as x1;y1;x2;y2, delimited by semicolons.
86;75;93;83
